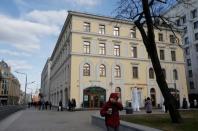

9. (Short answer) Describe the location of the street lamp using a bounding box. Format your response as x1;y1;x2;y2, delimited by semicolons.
15;71;35;104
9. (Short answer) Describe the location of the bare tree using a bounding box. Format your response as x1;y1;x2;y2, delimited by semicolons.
115;0;190;123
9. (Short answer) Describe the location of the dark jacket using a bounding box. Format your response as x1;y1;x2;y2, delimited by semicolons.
100;93;123;128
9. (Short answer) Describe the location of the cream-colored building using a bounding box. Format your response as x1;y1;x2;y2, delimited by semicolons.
0;60;20;105
45;11;188;108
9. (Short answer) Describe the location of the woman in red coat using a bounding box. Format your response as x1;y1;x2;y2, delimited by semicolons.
100;93;123;131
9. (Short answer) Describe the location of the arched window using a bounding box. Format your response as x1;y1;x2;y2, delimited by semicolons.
173;69;178;80
114;65;121;78
83;63;90;76
149;68;154;79
150;88;156;106
162;68;166;79
100;64;106;77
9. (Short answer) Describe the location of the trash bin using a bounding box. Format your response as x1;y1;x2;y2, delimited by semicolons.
125;100;133;114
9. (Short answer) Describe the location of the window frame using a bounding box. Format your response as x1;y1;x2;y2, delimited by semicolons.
99;43;106;55
160;49;165;60
114;44;120;56
149;68;154;79
131;46;137;58
83;41;90;54
114;26;120;36
130;28;136;38
99;24;105;34
114;65;121;78
132;66;138;79
83;63;90;76
158;33;163;42
99;64;106;77
171;50;176;61
83;22;90;32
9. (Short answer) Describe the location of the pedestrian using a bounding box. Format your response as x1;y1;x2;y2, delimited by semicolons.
49;101;52;110
45;101;49;110
182;97;188;109
100;93;123;131
58;100;63;111
194;99;197;108
72;99;76;111
145;97;152;113
68;99;72;111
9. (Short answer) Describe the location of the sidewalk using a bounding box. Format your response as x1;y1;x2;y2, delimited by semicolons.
0;109;103;131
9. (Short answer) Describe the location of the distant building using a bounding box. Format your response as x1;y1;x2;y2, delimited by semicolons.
0;60;20;105
40;58;51;102
165;0;198;102
42;11;188;108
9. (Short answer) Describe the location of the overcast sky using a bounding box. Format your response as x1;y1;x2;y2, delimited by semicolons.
0;0;118;94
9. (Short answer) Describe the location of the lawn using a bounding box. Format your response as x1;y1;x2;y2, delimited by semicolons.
120;110;198;131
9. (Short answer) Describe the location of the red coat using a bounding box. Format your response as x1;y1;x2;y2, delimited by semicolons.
100;93;123;128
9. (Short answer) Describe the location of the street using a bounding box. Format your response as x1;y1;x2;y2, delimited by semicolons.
0;109;103;131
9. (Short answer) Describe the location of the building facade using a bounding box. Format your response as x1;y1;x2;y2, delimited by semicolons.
44;11;188;108
165;0;198;102
0;60;20;105
40;58;51;102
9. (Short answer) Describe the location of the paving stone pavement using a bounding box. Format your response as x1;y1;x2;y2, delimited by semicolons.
0;109;103;131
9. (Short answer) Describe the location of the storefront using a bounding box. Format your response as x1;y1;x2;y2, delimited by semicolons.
83;87;106;108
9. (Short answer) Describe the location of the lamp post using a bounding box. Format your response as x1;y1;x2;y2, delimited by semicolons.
15;71;35;104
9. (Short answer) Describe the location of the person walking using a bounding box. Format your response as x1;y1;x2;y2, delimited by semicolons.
145;97;152;113
45;101;48;110
58;100;63;111
72;99;76;111
100;93;123;131
49;101;52;110
68;99;72;111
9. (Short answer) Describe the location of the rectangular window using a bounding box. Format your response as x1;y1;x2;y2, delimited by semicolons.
195;33;198;40
189;70;193;77
176;19;180;26
182;15;186;24
196;44;198;52
83;22;90;32
187;59;191;66
160;49;165;60
99;24;105;34
190;81;195;89
171;50;176;61
99;43;106;55
158;33;163;42
114;45;120;56
191;9;197;19
131;46;137;58
130;28;136;38
184;27;187;34
83;41;90;54
185;47;190;55
132;66;138;78
114;27;119;36
194;21;198;29
170;35;176;43
184;37;189;45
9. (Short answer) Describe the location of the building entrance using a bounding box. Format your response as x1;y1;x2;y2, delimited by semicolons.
83;87;106;108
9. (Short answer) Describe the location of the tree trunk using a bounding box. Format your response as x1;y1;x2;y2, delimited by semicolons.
134;0;182;123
